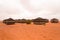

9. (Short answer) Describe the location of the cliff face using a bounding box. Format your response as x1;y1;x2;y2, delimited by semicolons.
0;22;60;40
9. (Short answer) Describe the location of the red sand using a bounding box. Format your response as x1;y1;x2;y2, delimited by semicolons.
0;22;60;40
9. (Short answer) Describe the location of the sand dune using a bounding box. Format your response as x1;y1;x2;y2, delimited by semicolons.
0;22;60;40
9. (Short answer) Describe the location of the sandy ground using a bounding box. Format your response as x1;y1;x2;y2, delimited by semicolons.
0;22;60;40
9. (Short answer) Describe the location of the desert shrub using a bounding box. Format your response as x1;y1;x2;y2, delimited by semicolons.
42;19;49;23
33;22;46;25
32;17;43;22
32;17;46;25
26;20;32;24
3;18;15;25
15;19;21;23
15;19;27;23
50;18;59;23
20;19;26;23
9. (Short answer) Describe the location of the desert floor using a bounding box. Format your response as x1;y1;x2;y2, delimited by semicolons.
0;22;60;40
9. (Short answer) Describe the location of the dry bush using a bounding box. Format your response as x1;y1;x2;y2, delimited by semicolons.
50;18;59;23
3;18;15;25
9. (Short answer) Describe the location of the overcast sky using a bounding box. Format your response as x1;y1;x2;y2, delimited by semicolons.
0;0;60;20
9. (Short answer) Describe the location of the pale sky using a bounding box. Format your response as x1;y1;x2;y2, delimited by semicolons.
0;0;60;20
